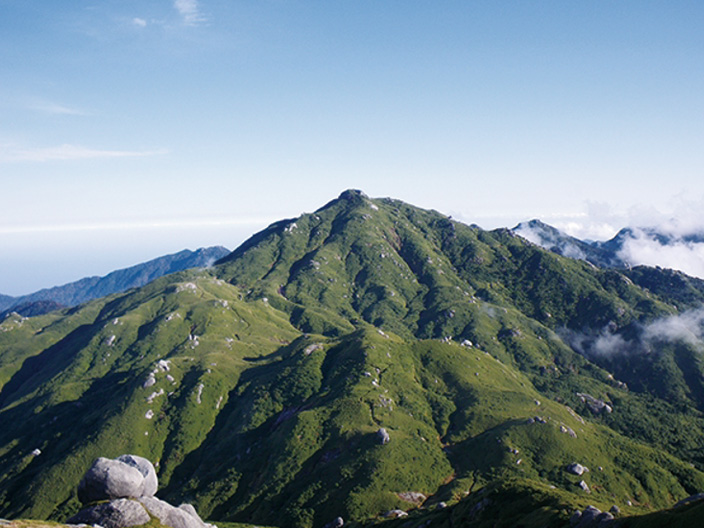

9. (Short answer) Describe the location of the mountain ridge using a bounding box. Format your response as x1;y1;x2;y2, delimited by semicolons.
513;218;704;278
2;191;704;527
0;246;230;318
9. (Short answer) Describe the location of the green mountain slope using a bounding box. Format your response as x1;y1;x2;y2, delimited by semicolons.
2;191;704;528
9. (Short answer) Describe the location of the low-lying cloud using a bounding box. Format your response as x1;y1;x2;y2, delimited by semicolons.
517;197;704;280
513;223;588;261
562;308;704;359
617;229;704;280
642;308;704;347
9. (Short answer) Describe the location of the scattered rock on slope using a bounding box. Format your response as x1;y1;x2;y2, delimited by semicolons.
566;462;588;476
377;427;390;444
570;505;614;527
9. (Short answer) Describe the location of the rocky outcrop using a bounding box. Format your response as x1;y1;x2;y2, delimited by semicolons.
576;393;613;414
570;505;614;527
566;463;588;476
77;457;153;504
68;454;214;528
322;517;344;528
377;427;390;445
139;496;209;528
67;499;151;528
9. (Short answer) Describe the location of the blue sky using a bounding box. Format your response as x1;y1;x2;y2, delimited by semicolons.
1;1;704;295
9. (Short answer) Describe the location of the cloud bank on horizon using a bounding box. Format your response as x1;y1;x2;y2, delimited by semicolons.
514;199;704;280
618;228;704;280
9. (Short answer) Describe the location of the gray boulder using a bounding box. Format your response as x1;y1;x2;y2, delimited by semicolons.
78;458;147;504
139;496;207;528
596;511;615;524
323;517;344;528
117;454;158;497
567;463;587;476
570;505;610;528
179;503;205;523
377;427;390;445
67;499;150;528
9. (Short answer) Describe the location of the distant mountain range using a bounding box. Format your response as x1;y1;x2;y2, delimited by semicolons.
0;246;230;318
513;218;704;271
4;191;704;528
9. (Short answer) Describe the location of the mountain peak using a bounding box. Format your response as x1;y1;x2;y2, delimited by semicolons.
316;188;371;213
338;188;368;201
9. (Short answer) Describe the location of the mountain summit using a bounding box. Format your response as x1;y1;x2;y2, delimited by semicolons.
2;192;704;528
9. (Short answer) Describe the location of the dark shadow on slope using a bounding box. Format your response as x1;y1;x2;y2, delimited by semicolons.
161;334;369;525
0;323;100;409
0;369;134;519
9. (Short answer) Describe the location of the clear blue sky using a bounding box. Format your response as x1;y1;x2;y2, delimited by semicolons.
2;1;704;295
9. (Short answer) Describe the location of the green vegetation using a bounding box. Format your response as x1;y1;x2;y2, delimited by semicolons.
2;190;704;527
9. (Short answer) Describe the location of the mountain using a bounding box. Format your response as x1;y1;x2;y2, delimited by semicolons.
513;218;704;309
0;247;230;317
514;220;704;279
513;219;627;269
2;191;704;528
597;226;704;254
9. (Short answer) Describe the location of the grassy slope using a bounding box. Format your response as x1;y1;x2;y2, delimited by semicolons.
1;192;704;527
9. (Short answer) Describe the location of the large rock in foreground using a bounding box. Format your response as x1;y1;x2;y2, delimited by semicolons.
78;457;153;504
139;497;209;528
69;454;213;528
67;499;150;528
116;454;158;498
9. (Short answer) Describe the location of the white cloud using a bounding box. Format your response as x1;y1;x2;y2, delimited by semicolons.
132;17;147;27
643;309;704;348
617;230;704;279
0;143;168;163
560;325;635;359
513;222;588;260
521;197;704;280
28;101;88;116
562;308;704;360
174;0;205;25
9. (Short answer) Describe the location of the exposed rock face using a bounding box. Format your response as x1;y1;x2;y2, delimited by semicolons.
560;425;578;438
397;491;427;505
67;498;150;528
377;427;390;444
576;392;613;414
116;454;158;498
69;454;214;528
77;457;147;503
322;517;344;528
569;505;615;527
139;496;208;528
566;463;587;476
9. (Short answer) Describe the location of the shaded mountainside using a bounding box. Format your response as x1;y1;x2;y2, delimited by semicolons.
0;247;230;316
2;191;704;527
